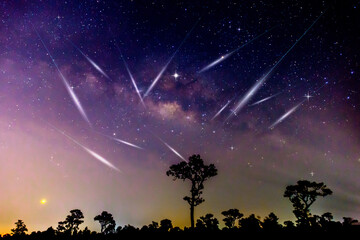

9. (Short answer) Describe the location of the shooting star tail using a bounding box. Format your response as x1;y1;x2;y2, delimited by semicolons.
94;130;144;150
115;44;145;107
143;61;170;98
83;146;121;172
226;10;326;121
268;100;305;129
69;40;112;80
33;27;91;127
113;138;144;150
198;53;231;73
198;25;278;73
250;92;282;106
162;140;186;161
47;123;121;172
226;75;267;122
211;100;232;121
143;17;201;97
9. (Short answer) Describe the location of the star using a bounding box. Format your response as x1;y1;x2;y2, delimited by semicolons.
172;72;180;79
304;92;312;101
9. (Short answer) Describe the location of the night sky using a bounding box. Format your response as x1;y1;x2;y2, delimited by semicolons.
1;0;360;234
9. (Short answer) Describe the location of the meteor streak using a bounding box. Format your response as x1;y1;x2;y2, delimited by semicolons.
47;123;121;172
211;99;232;121
230;75;267;117
143;18;200;98
227;11;325;121
198;25;278;73
160;139;186;161
95;130;143;150
115;45;145;107
250;92;282;106
198;53;231;74
268;82;329;129
149;131;186;161
69;40;112;81
113;138;144;150
268;100;305;129
34;28;91;127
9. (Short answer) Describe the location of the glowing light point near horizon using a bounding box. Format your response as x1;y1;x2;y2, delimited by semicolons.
40;199;47;205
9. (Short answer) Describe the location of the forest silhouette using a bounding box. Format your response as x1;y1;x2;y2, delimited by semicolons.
1;154;360;239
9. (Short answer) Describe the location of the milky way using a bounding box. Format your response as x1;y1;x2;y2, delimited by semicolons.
0;0;359;234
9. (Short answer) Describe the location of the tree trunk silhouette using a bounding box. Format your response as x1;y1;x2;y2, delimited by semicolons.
166;155;218;229
190;203;195;229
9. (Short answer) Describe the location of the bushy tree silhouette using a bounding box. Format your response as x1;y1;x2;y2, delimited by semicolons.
121;224;138;233
78;226;91;237
166;154;218;228
57;209;84;235
221;208;243;229
239;214;261;232
196;213;219;231
343;217;358;228
262;212;282;231
283;220;296;231
43;226;56;238
284;180;332;227
148;221;159;231
94;211;116;234
11;220;28;236
159;219;173;232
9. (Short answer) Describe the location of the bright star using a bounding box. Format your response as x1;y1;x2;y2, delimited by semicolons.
304;92;312;101
172;72;180;79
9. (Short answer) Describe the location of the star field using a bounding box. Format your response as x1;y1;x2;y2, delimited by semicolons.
0;0;360;234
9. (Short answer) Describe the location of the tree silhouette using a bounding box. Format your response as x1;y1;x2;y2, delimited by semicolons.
159;219;173;232
196;213;219;231
343;217;358;227
57;209;84;235
283;220;295;231
115;226;123;234
11;220;28;236
221;208;243;229
239;214;261;232
284;180;332;227
262;212;282;231
41;226;56;239
94;211;116;234
121;224;138;233
166;154;218;229
148;221;159;231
